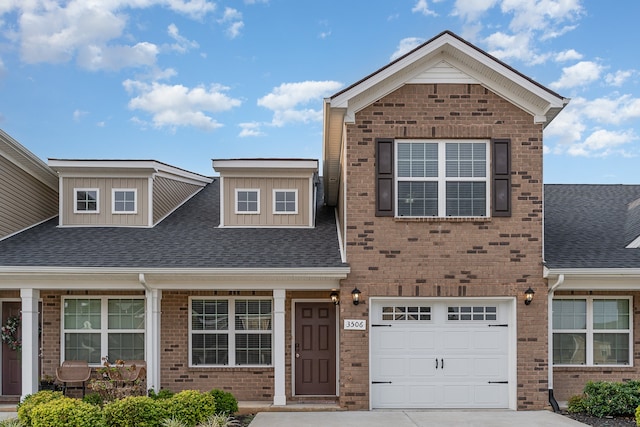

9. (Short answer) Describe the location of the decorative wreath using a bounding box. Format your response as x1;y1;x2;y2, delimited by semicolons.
1;315;21;352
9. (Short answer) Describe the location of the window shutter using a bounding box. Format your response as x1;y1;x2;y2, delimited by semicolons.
376;138;394;217
492;138;511;217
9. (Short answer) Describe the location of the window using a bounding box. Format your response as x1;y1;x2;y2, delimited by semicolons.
395;140;489;217
190;298;272;366
62;297;145;364
112;189;137;213
381;306;431;321
553;298;631;366
273;189;297;214
447;306;497;321
74;189;99;213
236;189;259;214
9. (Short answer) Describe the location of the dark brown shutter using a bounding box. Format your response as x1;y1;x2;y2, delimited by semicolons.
376;138;394;217
492;138;511;217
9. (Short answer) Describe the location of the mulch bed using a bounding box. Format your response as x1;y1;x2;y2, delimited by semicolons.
562;411;637;426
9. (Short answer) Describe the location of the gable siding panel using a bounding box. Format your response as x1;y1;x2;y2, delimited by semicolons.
0;156;58;238
152;176;202;224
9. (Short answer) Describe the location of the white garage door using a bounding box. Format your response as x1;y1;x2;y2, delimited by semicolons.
370;299;510;409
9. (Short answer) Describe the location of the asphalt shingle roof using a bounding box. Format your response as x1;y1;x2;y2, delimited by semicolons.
0;179;347;269
544;184;640;269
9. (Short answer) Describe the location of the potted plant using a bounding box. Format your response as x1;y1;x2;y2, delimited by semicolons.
39;374;57;391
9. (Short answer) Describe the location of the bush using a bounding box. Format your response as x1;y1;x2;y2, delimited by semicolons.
578;380;640;417
149;389;175;400
83;392;105;407
30;397;104;427
0;418;24;427
567;394;586;413
103;395;167;427
209;390;238;415
17;390;64;426
166;390;216;427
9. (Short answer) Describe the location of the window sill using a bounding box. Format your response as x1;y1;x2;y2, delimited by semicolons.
188;366;273;371
394;216;491;223
553;365;634;370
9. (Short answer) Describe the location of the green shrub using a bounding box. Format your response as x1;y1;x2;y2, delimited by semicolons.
103;395;167;427
580;380;640;417
17;390;64;426
209;390;238;415
197;414;240;427
30;397;104;427
83;392;105;407
149;389;175;400
567;394;586;413
166;390;216;427
0;418;24;427
161;418;187;427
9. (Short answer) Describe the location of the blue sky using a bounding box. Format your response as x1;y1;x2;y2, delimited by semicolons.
0;0;638;183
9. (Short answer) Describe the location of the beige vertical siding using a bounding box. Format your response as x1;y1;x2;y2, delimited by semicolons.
223;177;310;227
0;156;58;238
61;177;149;226
152;176;202;224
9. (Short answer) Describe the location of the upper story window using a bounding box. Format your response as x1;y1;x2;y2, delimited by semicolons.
395;140;489;218
236;189;259;214
553;297;632;366
112;189;137;214
273;189;297;214
74;188;99;213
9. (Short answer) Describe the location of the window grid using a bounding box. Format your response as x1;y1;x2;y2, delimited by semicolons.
447;306;497;321
395;140;489;218
381;306;431;321
273;189;298;214
236;189;260;214
190;297;272;367
553;297;632;366
74;189;99;213
113;189;137;214
62;297;145;365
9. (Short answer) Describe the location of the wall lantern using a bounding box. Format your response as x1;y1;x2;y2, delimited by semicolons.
330;291;340;305
351;287;361;305
524;287;535;305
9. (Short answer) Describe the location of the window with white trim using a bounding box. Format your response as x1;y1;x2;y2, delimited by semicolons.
273;189;297;214
62;297;145;364
553;297;632;366
190;298;272;366
236;189;259;214
395;140;489;217
112;189;137;213
74;188;99;213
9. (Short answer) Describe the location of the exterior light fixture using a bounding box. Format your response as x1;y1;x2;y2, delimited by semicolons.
351;287;361;305
524;287;535;305
330;291;340;305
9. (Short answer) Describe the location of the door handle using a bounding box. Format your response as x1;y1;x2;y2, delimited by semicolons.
441;358;444;369
435;358;438;369
296;353;300;358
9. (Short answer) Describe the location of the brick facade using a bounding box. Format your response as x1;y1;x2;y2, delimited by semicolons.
337;83;548;409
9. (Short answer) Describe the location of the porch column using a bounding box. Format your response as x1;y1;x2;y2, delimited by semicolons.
145;289;162;392
273;289;286;406
21;288;40;400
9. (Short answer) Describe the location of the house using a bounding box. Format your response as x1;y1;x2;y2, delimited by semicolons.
6;29;631;411
544;184;640;403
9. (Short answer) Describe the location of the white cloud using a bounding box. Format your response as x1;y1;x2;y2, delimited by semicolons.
550;61;603;89
218;7;243;39
566;129;637;157
123;80;242;131
5;0;216;70
500;0;584;34
239;122;265;137
452;0;499;23
390;37;424;61
605;70;635;87
167;24;199;53
73;109;88;121
412;0;438;16
484;31;549;65
0;57;6;79
258;80;343;127
555;49;582;62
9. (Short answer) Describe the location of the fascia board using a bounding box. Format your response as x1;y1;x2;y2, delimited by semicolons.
545;268;640;277
212;159;318;171
0;129;58;190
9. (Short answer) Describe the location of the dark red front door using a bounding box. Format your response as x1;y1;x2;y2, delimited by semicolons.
2;302;21;396
294;302;336;395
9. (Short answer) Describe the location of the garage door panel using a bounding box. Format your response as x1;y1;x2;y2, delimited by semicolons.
409;358;438;377
472;329;507;350
441;331;471;350
473;356;507;378
474;384;508;405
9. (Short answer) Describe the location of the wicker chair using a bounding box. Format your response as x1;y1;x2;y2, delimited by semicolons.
55;360;91;397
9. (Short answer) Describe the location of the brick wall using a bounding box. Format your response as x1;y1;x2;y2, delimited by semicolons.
338;83;548;410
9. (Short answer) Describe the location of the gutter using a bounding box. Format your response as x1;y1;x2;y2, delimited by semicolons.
547;273;565;412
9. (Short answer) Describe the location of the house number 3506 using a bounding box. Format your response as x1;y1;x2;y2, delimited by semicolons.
344;319;366;330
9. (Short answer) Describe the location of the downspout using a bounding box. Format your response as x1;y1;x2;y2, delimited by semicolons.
548;273;565;412
139;273;160;392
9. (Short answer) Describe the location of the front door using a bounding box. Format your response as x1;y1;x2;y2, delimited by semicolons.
294;302;336;395
2;302;22;396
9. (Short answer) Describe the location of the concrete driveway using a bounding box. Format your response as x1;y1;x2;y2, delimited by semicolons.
249;410;588;427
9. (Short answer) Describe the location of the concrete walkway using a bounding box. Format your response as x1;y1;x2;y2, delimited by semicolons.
248;410;588;427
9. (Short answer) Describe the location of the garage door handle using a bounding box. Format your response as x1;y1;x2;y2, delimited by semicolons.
488;381;508;384
441;358;444;369
372;381;392;384
435;358;438;369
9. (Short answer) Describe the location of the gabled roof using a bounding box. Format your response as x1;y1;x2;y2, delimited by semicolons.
0;129;58;191
544;184;640;270
0;179;347;271
322;30;570;206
